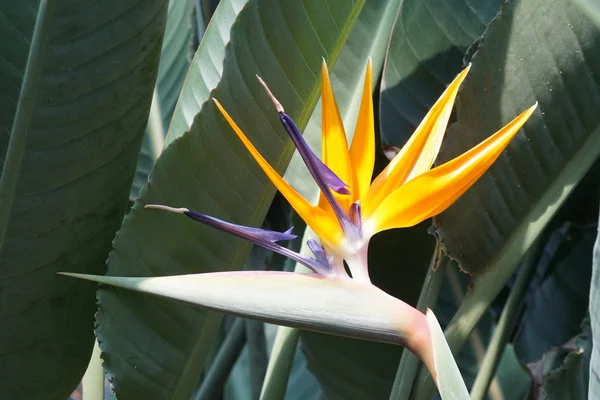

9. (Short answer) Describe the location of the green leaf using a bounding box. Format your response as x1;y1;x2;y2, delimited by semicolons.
302;331;403;399
433;0;600;344
155;0;195;127
95;1;366;398
588;204;600;397
513;223;594;363
379;0;503;147
526;319;592;399
573;0;600;27
131;0;196;199
435;0;600;275
412;0;600;396
0;0;167;398
165;0;246;145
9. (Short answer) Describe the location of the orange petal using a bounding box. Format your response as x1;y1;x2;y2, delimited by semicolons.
213;99;344;246
362;66;471;219
349;60;375;203
318;61;353;212
365;104;537;234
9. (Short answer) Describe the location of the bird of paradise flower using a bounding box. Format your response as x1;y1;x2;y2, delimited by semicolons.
62;60;536;399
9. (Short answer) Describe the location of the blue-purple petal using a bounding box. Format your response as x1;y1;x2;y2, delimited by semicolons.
279;113;350;195
307;239;329;266
182;209;331;276
349;202;362;227
184;210;296;242
278;112;356;235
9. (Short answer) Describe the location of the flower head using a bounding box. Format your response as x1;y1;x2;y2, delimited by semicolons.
68;60;536;400
147;60;535;283
153;61;535;283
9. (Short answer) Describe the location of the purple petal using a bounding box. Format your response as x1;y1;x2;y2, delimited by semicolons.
279;113;350;194
184;210;296;243
307;239;329;266
157;207;331;276
278;112;357;236
255;77;356;236
349;202;362;227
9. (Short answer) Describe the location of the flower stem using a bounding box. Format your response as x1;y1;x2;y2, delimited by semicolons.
469;238;540;400
345;243;371;283
389;242;446;400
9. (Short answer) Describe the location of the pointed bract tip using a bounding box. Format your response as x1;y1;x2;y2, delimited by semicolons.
425;308;470;399
458;63;472;78
145;204;188;214
256;75;284;113
321;59;329;73
56;272;88;279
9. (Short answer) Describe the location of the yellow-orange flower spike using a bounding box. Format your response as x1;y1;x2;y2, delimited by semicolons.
361;65;471;220
364;104;537;234
213;99;344;249
209;63;535;282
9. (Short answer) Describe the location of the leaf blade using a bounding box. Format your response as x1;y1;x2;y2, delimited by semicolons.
96;1;367;397
0;1;167;397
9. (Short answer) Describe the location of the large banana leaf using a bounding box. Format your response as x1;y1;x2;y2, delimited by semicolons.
513;223;594;363
435;0;600;276
131;0;195;199
165;0;247;144
574;0;600;27
379;0;504;147
0;0;167;398
411;0;600;396
95;0;366;398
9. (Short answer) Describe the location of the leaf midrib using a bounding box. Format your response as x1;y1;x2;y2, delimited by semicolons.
0;0;55;254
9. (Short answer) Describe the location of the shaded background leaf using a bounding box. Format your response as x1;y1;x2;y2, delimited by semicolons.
297;0;505;398
411;0;600;392
131;0;196;199
526;319;592;400
95;0;367;398
513;222;595;363
434;0;600;276
588;201;600;398
0;0;167;398
379;0;504;147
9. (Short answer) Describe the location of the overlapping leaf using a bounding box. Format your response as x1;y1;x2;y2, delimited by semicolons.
379;0;503;147
0;0;167;398
95;0;366;398
513;223;594;363
412;0;600;396
434;0;600;275
131;0;196;199
527;320;592;399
